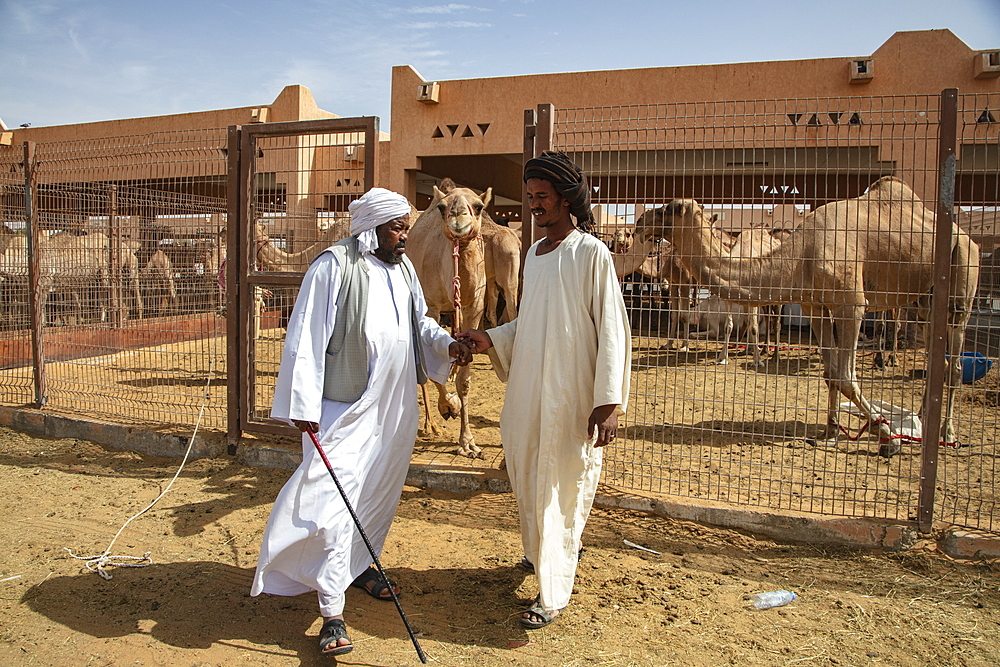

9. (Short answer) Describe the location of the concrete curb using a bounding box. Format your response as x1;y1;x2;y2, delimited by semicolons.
0;407;224;459
1;409;997;559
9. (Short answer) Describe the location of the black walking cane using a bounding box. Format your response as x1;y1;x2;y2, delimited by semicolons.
305;425;427;664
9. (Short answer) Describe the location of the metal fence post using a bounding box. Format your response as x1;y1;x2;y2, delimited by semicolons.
226;125;243;454
917;88;958;534
107;185;123;328
522;109;537;269
23;141;46;406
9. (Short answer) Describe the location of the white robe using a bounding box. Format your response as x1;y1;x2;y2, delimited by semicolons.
487;230;631;611
251;250;454;617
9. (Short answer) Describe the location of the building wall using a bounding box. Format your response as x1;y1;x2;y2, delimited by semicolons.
387;30;999;202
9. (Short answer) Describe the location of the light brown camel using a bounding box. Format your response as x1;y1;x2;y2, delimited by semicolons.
636;177;980;456
253;222;343;272
140;249;178;316
0;231;143;326
480;213;520;327
612;233;698;353
406;180;494;458
692;225;788;367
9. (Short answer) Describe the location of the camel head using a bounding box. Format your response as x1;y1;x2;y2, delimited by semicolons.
431;184;492;242
636;199;704;243
609;228;634;254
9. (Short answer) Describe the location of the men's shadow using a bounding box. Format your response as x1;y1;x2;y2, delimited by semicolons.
23;561;533;660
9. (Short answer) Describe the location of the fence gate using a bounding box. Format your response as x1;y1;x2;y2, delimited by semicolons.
227;118;379;450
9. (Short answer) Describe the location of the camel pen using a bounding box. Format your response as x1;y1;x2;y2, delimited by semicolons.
304;426;427;664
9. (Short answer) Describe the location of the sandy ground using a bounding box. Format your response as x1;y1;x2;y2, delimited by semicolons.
1;425;1000;667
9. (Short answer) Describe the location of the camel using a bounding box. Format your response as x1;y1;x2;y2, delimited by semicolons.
140;249;178;316
480;213;520;327
0;230;143;326
687;295;762;364
407;180;499;458
636;177;980;456
253;221;344;272
612;233;698;353
694;225;789;367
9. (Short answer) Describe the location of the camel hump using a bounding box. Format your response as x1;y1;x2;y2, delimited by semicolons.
439;178;457;194
863;176;917;202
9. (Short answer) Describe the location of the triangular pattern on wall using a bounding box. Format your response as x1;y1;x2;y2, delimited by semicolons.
787;113;803;125
978;110;997;123
432;126;444;138
849;112;863;125
828;112;843;125
446;124;459;136
461;125;474;137
478;123;490;135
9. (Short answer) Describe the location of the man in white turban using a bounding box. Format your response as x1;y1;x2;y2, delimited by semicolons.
251;188;471;656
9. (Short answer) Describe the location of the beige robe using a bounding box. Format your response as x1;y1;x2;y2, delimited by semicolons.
487;230;631;611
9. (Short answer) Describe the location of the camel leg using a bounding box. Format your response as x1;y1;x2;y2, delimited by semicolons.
823;306;895;451
671;286;691;352
453;362;482;458
807;309;844;447
747;306;764;368
715;314;733;365
432;379;461;420
420;383;439;436
941;253;977;445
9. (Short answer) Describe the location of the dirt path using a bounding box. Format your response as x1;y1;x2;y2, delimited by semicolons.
1;426;999;666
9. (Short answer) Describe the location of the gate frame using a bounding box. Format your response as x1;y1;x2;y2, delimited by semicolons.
225;117;380;453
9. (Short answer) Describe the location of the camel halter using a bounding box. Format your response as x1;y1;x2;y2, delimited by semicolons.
452;238;462;333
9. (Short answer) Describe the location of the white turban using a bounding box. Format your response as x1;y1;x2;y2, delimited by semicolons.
348;188;411;254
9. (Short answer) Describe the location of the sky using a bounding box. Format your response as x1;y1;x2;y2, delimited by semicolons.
2;0;999;132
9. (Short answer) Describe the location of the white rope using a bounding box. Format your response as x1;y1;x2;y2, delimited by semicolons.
66;325;220;580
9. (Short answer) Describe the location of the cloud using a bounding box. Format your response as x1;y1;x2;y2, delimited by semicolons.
409;21;491;29
407;4;489;13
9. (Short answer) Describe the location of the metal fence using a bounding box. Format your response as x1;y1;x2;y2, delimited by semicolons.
546;91;999;533
0;130;230;430
1;95;998;536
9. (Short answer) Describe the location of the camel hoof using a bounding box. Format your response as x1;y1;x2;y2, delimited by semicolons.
878;441;901;458
715;358;728;365
455;443;483;459
810;435;839;448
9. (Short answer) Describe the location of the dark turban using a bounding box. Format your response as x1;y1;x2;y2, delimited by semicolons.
523;150;595;233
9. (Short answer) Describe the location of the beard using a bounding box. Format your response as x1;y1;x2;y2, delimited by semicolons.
374;240;405;264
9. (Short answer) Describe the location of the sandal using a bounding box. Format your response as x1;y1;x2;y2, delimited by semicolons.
520;597;561;629
318;618;352;656
350;565;399;601
519;547;584;573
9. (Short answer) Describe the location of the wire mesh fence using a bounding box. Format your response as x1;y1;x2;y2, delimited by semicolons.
553;93;997;530
936;92;1000;532
0;96;997;535
0;130;229;429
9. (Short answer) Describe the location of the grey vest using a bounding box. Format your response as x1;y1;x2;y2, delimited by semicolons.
321;236;429;403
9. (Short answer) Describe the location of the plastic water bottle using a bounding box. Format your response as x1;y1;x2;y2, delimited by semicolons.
751;590;797;609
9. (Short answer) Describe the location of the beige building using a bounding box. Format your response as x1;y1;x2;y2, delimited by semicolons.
388;29;998;226
2;29;997;240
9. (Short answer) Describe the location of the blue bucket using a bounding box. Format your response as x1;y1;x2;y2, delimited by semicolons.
958;352;993;384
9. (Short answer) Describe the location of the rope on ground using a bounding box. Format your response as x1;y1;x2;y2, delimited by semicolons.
65;326;219;580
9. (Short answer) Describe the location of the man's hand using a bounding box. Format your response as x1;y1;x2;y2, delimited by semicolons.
455;328;492;354
588;404;619;448
448;341;473;366
292;420;319;433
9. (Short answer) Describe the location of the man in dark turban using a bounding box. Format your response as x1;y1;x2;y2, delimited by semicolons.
458;151;632;629
522;150;596;233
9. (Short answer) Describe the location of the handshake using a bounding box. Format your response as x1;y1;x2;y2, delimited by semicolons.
447;329;494;366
